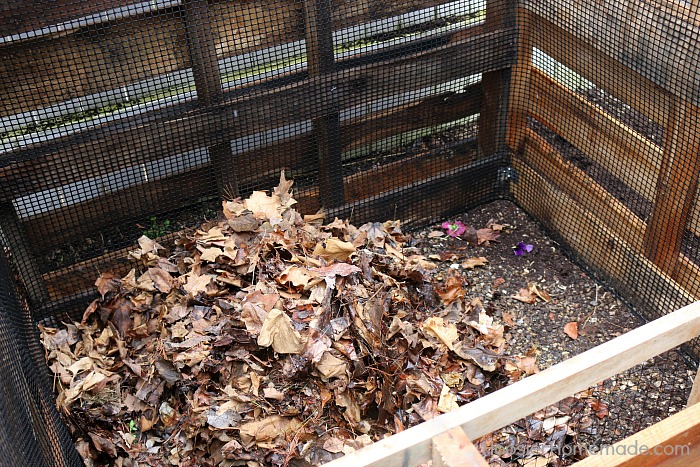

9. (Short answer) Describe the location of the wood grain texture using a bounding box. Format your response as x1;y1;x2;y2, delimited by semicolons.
513;155;695;316
22;83;482;251
573;401;700;466
524;0;700;106
644;101;700;275
506;7;533;151
528;68;662;204
689;367;700;406
324;300;700;467
530;13;671;127
0;25;514;203
479;0;514;157
432;426;489;467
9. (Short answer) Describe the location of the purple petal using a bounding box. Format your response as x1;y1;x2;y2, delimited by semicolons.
524;244;534;253
513;249;524;256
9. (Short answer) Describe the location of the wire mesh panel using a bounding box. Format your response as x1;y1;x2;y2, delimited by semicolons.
1;0;700;464
509;0;700;357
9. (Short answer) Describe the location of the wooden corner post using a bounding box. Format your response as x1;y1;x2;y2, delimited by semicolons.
183;0;239;198
643;100;700;276
506;6;533;152
303;0;344;208
480;0;517;158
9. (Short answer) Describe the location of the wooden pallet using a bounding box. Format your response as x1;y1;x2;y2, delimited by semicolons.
322;301;700;466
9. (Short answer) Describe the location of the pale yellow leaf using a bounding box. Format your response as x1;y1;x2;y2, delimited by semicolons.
422;317;459;351
313;237;356;261
257;309;305;354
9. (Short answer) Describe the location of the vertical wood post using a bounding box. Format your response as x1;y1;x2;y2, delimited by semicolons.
480;0;516;158
689;365;700;406
506;7;533;152
183;0;239;198
303;0;344;208
643;100;700;275
0;203;50;307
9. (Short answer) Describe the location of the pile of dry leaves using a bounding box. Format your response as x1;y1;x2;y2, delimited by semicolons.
40;174;538;466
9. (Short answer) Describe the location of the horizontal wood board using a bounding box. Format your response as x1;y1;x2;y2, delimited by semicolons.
0;26;514;203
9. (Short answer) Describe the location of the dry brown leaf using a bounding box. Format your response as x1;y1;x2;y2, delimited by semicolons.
315;351;348;380
263;386;285;400
199;246;224;262
95;272;120;299
313;237;356;261
437;384;459;413
476;228;500;245
239;415;302;448
564;321;579;340
511;287;536;304
436;273;465;305
529;283;552;302
257;309;305;354
183;272;217;297
461;257;489;269
421;317;459;351
245;190;284;220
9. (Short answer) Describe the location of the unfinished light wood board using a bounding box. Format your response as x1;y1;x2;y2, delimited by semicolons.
521;129;700;300
573;401;700;466
524;0;700;106
432;427;488;467
0;26;514;203
324;300;700;467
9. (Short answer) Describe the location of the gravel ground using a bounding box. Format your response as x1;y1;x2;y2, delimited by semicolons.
412;200;696;465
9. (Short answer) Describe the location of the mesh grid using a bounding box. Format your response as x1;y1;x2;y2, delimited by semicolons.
0;0;699;464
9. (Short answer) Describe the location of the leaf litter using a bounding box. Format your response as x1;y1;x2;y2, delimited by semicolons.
39;174;546;466
39;177;691;467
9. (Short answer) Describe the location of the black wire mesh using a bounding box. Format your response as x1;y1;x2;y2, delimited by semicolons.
0;0;699;465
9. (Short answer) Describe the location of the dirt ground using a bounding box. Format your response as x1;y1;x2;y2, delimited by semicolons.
414;200;695;465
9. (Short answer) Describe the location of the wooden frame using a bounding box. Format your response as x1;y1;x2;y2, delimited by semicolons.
320;301;700;466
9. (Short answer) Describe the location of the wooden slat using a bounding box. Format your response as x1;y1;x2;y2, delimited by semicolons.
0;25;515;203
513;156;695;316
529;68;662;204
23;165;216;251
297;147;477;214
530;14;671;127
506;7;533;151
22;83;482;250
525;0;700;107
522;129;700;301
432;427;488;467
573;402;700;466
325;301;700;467
689;367;700;406
644;101;700;275
0;0;138;37
0;203;50;306
42;231;182;302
